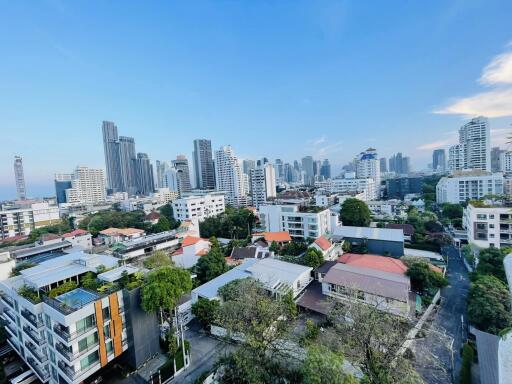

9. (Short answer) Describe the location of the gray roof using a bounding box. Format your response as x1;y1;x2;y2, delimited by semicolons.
231;247;257;260
323;263;410;302
472;328;500;384
333;226;404;242
315;260;337;274
12;241;72;259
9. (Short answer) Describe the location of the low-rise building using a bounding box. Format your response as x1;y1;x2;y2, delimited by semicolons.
0;202;60;240
62;229;92;250
310;236;343;261
463;202;512;249
436;172;504;204
332;225;405;257
0;252;160;384
322;254;412;318
251;231;292;245
171;236;211;269
172;192;225;223
367;200;407;219
98;228;145;246
112;231;179;261
258;204;332;240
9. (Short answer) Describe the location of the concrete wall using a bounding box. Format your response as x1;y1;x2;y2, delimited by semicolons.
122;287;160;369
344;237;404;257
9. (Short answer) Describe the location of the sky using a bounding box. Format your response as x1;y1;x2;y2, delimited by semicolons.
1;0;512;200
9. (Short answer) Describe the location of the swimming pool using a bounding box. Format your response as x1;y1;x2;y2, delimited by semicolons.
56;288;99;309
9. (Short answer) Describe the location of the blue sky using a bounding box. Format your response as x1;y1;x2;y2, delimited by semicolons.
1;0;512;200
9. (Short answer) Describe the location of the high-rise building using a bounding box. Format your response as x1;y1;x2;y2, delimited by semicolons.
135;153;155;196
388;153;410;175
65;166;107;204
301;156;314;186
356;148;381;192
118;136;137;196
214;146;248;207
274;159;284;181
432;149;446;172
313;160;322;178
283;163;294;183
102;121;123;193
193;139;216;190
448;117;490;172
172;155;192;193
54;173;73;204
243;159;256;176
13;155;26;200
491;147;505;172
250;163;277;208
320;159;331;180
380;157;387;173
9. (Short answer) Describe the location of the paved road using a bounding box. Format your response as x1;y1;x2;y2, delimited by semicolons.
414;245;470;384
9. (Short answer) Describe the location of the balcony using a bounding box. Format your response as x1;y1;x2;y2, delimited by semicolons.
4;321;17;337
59;358;100;380
27;357;50;381
23;325;46;346
3;308;16;323
56;340;99;362
21;309;43;329
1;294;14;308
25;340;48;364
53;321;97;343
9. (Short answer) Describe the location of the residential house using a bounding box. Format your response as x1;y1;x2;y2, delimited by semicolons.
98;228;145;246
310;236;343;261
171;236;211;269
62;229;92;250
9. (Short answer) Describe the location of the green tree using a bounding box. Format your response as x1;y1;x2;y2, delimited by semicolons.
195;239;228;284
269;241;280;254
141;266;193;324
143;250;172;269
441;203;463;220
303;248;324;269
158;204;180;229
476;248;506;283
340;198;371;227
218;278;251;302
81;272;98;290
191;298;220;332
301;345;351;384
152;216;171;233
459;343;474;384
468;275;512;334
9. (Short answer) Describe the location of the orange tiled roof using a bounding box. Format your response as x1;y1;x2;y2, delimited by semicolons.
182;236;208;247
314;236;332;251
338;253;408;275
195;248;209;256
253;231;292;243
62;229;89;238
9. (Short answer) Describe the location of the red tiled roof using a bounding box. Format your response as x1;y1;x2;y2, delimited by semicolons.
338;253;408;275
253;232;292;243
171;248;184;256
145;210;160;221
62;229;89;238
181;236;208;247
314;236;332;251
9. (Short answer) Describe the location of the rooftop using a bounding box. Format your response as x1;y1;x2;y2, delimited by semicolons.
385;223;415;236
252;231;292;243
56;288;99;309
62;229;89;238
339;253;408;275
314;236;332;251
98;265;139;283
333;225;404;242
182;236;208;247
100;227;145;236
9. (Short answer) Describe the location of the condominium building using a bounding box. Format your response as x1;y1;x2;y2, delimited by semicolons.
385;177;423;199
0;202;60;240
0;252;160;384
432;149;446;172
315;177;377;201
172;192;225;222
491;147;505;172
258;204;332;239
355;148;381;192
250;163;277;208
14;155;27;200
102;121;123;193
214;146;248;207
500;151;512;173
193;139;216;190
463;203;512;249
135;153;155;196
436;172;504;204
172;155;192;193
301;156;315;186
448;117;490;172
64;167;107;205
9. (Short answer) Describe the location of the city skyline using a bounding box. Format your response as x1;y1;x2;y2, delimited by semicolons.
2;1;512;199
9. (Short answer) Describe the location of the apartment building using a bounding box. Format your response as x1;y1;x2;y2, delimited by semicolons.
436;172;504;204
258;204;332;239
60;167;107;205
315;177;377;201
0;252;157;384
463;202;512;249
0;202;60;240
172;192;225;223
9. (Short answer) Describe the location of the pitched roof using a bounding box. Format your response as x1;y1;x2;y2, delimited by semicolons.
338;253;408;275
62;229;89;238
144;210;161;221
231;247;258;260
386;223;415;236
182;236;208;247
253;231;292;242
323;262;410;302
99;227;145;236
314;236;332;251
314;260;337;274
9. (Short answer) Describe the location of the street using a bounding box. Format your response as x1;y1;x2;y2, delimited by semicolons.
413;245;470;384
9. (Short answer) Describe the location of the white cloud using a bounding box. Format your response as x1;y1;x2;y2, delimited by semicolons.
434;88;512;118
307;135;344;158
436;45;512;117
480;52;512;85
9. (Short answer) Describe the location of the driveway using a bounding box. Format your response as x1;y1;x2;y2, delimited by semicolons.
413;245;470;384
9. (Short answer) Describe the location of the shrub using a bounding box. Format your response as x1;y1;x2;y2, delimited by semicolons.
459;343;474;384
48;281;78;298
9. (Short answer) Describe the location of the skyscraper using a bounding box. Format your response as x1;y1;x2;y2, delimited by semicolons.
388;153;410;175
380;157;387;173
193;139;215;190
214;146;247;207
54;173;73;204
301;156;314;186
172;155;192;193
250;163;277;208
119;136;137;196
64;166;107;204
355;148;381;195
13;155;26;200
243;159;256;176
320;159;331;180
102;121;123;193
136;153;155;196
448;117;490;172
491;147;504;172
432;149;446;172
274;159;284;181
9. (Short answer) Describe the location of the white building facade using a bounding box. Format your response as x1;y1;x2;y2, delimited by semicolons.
436;172;504;204
0;202;60;240
64;167;106;205
463;203;512;249
172;192;225;222
250;163;277;208
315;177;377;201
214;146;248;207
449;117;491;172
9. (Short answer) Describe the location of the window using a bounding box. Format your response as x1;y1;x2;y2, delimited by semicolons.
104;324;110;340
79;350;99;371
76;314;95;333
102;307;111;321
78;332;98;353
106;340;113;354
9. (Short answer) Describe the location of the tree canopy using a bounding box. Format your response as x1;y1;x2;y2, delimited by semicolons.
158;203;180;229
191;297;220;332
476;247;507;283
303;248;324;269
467;275;512;334
200;207;256;239
340;198;371;227
301;345;355;384
195;237;229;284
143;250;172;269
404;259;447;293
